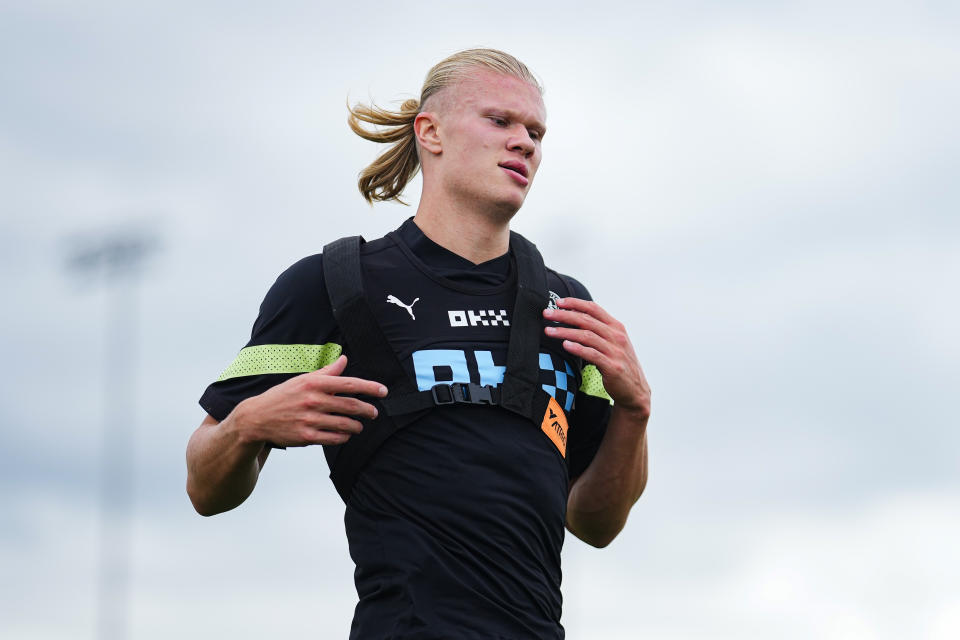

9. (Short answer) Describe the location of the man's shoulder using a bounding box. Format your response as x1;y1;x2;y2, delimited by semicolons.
544;267;593;302
511;229;593;301
272;235;397;290
261;252;325;308
276;251;324;281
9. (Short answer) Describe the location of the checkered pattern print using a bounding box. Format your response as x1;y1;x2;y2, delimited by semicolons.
538;353;577;412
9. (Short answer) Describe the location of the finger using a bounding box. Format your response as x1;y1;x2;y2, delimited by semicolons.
557;297;618;326
309;394;379;420
544;325;614;357
307;414;366;435
314;354;348;377
544;306;614;340
560;339;611;371
313;375;388;398
307;355;347;379
297;428;352;447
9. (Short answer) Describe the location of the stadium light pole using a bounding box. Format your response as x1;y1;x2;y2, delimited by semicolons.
65;228;159;640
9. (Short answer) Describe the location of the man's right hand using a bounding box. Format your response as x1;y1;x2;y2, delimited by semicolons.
232;354;388;448
186;354;386;515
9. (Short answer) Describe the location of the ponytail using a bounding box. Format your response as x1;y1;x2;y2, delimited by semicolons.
347;98;421;204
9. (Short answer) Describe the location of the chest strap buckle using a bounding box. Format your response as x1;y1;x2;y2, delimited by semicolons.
431;382;499;406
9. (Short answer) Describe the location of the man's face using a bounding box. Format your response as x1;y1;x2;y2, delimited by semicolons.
433;70;547;217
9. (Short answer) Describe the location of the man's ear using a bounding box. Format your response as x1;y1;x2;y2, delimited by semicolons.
414;111;442;156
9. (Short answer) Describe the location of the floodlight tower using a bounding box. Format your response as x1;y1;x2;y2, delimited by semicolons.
66;228;159;640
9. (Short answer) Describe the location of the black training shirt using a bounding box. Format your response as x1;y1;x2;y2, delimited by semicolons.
200;219;613;639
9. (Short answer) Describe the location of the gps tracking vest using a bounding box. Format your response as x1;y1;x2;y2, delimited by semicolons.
321;232;574;502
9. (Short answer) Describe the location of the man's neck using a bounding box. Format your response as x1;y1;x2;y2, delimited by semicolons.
412;194;513;265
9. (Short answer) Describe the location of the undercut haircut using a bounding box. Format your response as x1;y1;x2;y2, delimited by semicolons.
347;48;542;204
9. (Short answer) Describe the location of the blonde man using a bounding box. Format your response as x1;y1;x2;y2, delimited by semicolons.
188;49;650;638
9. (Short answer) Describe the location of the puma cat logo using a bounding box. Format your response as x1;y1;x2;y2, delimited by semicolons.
386;295;420;320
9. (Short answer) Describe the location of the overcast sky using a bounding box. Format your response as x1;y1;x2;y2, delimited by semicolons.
1;1;958;638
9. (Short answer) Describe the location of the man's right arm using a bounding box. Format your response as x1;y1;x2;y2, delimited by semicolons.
185;355;387;516
186;412;268;517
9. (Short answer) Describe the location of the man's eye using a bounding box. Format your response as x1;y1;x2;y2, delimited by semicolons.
490;117;508;126
528;130;541;141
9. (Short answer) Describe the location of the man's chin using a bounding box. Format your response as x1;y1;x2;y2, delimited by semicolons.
496;187;530;214
489;195;525;221
449;185;526;221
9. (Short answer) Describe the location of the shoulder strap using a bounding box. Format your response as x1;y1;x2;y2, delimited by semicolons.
556;272;579;300
323;234;552;421
322;236;423;500
322;232;555;501
500;231;550;421
322;236;420;399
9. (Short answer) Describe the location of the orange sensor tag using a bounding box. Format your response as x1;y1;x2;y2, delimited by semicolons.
540;396;568;458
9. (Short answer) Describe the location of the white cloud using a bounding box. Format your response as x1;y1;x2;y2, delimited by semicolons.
7;478;956;639
562;489;960;639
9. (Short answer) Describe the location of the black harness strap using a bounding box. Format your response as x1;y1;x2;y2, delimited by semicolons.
321;232;555;501
322;236;424;500
323;236;417;396
323;236;458;418
500;232;550;421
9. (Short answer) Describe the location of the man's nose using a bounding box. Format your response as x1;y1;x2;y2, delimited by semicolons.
508;128;536;157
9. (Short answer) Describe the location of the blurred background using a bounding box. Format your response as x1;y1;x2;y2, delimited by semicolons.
1;1;957;638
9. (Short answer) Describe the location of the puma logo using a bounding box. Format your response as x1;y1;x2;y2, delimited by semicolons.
386;294;420;320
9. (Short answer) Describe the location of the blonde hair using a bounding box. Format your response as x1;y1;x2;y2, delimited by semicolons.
348;48;542;204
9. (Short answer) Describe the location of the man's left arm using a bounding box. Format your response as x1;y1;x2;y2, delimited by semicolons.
543;297;651;548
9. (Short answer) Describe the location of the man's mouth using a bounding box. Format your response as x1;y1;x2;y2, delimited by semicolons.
498;161;528;178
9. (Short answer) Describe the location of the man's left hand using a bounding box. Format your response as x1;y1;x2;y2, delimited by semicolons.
543;297;651;417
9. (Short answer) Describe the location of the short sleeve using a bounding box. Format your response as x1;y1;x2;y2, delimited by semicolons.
550;272;614;479
198;253;341;421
